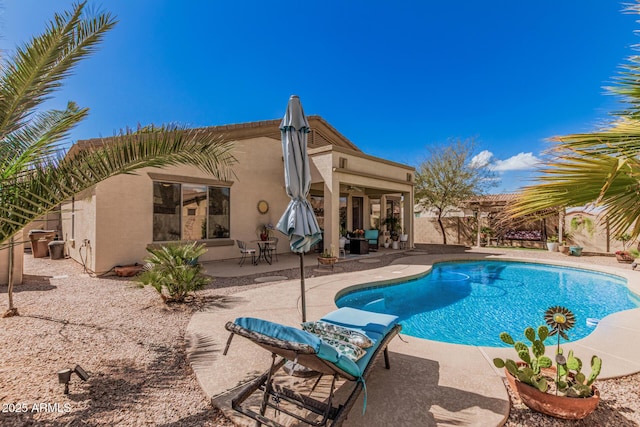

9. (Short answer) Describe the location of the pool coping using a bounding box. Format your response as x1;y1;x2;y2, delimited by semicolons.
187;252;640;426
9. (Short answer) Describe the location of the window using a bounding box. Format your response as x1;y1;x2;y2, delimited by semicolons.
339;196;347;231
309;195;347;232
310;195;324;229
208;187;230;239
352;197;363;230
153;181;230;241
386;199;400;220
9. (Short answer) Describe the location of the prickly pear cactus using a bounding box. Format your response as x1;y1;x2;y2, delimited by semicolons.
493;326;552;392
554;346;602;397
494;307;602;401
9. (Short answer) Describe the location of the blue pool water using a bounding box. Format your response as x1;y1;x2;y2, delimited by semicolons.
336;260;640;347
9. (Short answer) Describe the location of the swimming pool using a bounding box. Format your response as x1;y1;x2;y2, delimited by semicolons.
336;260;640;347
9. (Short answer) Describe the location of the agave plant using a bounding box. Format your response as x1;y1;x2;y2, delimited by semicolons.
1;2;235;317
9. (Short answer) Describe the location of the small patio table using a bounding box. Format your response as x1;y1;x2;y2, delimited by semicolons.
253;240;274;265
349;238;369;255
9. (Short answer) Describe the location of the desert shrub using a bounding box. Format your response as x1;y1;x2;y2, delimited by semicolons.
136;242;210;302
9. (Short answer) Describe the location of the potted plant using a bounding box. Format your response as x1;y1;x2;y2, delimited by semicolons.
558;232;571;255
256;223;273;241
339;234;347;249
493;306;601;420
383;217;401;241
546;235;559;252
317;245;338;268
614;234;638;263
480;226;493;246
569;245;583;256
615;248;639;264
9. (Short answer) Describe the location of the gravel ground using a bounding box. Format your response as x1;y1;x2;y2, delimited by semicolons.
0;248;638;426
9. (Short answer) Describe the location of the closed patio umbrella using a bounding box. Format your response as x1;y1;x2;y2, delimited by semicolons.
276;95;322;322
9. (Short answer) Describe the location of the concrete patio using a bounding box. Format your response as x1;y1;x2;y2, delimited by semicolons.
187;249;640;426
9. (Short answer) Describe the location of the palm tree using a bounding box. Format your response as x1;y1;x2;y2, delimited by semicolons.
1;2;235;317
509;5;640;240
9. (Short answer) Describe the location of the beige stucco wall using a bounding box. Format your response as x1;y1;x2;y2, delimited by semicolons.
0;234;24;286
563;211;635;254
414;205;635;254
61;188;97;271
415;216;471;245
60;133;415;274
62;137;294;273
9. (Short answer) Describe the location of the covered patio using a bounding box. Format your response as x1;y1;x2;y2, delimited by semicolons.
308;144;415;254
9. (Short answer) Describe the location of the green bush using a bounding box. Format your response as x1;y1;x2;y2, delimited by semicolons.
136;242;211;303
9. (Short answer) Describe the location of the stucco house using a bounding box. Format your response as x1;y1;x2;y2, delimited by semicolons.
60;116;415;274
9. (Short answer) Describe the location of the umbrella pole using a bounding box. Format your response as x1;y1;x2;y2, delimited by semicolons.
299;252;306;322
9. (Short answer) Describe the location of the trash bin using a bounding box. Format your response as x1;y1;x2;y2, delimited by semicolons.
28;230;57;258
48;241;65;260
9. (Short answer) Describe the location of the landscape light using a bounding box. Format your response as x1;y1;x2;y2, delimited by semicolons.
57;364;89;394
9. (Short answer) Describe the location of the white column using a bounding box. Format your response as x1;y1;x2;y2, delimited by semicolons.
323;178;341;256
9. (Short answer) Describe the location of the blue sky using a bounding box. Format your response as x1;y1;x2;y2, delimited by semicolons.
1;1;638;192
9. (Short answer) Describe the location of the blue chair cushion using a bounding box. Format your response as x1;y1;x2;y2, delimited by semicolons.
234;317;362;378
320;307;398;338
235;317;322;349
364;229;378;242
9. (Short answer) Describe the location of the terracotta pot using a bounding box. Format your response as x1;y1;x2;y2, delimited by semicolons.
616;253;635;263
504;365;600;420
317;257;337;265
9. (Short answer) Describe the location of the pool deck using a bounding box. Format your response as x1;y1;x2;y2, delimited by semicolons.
187;249;640;426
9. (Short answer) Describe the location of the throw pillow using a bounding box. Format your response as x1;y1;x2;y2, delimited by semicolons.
301;321;373;349
319;337;366;362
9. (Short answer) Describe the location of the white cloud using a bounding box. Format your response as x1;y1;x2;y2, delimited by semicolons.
470;150;541;172
492;152;541;172
470;150;493;168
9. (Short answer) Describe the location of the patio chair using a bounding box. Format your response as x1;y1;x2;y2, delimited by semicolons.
223;307;402;427
236;240;256;266
338;237;346;258
364;229;379;251
267;236;279;262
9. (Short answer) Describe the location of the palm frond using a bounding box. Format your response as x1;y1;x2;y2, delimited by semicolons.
0;2;116;138
509;153;640;238
512;4;640;240
549;119;640;157
0;127;236;244
0;101;88;178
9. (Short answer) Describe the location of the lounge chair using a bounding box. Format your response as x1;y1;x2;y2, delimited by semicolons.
223;307;401;427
